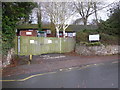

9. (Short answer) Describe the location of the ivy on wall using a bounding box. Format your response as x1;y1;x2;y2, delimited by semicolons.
2;2;36;55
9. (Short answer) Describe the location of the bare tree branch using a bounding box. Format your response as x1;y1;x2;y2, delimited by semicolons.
74;0;115;25
42;2;76;38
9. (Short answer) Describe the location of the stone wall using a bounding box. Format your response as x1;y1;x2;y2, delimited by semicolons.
1;48;15;68
75;44;120;56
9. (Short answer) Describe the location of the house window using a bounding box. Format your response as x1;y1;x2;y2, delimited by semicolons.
47;30;51;34
65;33;67;36
59;33;63;36
68;33;73;37
28;30;33;31
73;33;76;36
38;32;46;37
26;32;32;35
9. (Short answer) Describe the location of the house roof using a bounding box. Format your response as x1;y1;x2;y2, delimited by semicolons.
16;24;98;32
59;31;76;33
16;24;38;29
67;25;98;32
16;24;51;29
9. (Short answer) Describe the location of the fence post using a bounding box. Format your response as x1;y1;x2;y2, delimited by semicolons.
28;55;32;64
18;36;20;55
30;55;32;60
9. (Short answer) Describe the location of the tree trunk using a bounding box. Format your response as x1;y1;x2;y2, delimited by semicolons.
50;19;55;37
83;18;87;28
94;3;99;26
37;2;42;32
83;17;87;26
56;28;59;38
63;29;66;38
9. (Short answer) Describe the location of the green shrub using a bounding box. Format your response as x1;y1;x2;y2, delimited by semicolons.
80;41;88;45
76;29;118;45
76;31;88;43
100;33;118;45
82;29;99;34
80;42;102;46
76;29;100;43
86;42;102;46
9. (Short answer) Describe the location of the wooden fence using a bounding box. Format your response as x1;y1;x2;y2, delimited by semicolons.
15;36;76;55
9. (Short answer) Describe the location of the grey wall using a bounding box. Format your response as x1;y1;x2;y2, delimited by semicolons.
75;44;120;56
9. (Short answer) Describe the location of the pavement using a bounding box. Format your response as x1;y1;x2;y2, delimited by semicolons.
2;53;119;77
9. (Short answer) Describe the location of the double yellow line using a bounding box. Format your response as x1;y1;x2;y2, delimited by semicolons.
1;65;93;82
1;61;117;82
0;72;56;82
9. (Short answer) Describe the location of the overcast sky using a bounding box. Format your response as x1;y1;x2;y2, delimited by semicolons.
31;0;117;24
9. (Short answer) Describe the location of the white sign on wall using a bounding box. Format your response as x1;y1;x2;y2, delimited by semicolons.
89;34;100;41
26;32;32;35
68;33;73;37
73;33;76;36
48;40;52;44
30;40;35;44
65;33;67;36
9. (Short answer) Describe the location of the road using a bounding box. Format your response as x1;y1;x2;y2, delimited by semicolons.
2;61;118;88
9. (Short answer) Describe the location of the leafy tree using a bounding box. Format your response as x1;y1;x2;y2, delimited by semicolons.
2;2;36;55
108;1;120;35
0;2;2;55
99;1;120;36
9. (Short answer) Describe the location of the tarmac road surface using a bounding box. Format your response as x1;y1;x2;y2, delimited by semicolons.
2;61;118;88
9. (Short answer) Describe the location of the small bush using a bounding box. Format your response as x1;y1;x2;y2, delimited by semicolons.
100;33;118;45
80;42;102;46
86;42;102;46
80;41;88;45
76;31;88;43
82;29;99;34
76;29;99;43
76;29;118;45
